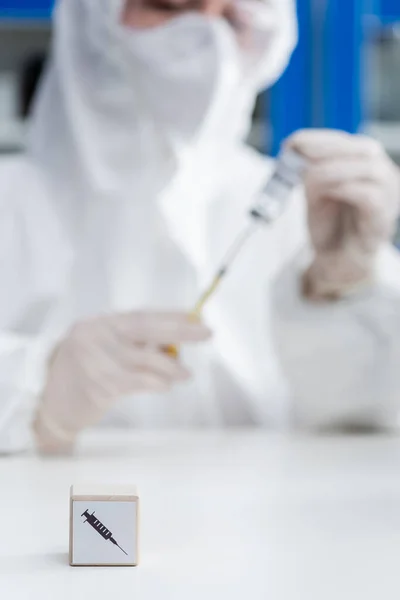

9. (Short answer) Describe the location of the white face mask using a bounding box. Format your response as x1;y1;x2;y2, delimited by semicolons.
114;14;250;147
111;1;296;148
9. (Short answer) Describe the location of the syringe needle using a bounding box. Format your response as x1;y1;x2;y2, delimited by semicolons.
191;221;258;318
218;221;259;274
164;222;259;357
111;537;128;556
117;544;128;556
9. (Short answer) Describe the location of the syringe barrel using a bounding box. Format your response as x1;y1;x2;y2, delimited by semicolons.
250;148;307;224
82;510;113;540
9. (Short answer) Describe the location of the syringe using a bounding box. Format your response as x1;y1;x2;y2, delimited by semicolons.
81;509;128;556
165;148;307;358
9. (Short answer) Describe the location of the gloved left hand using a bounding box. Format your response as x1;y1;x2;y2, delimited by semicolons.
286;129;400;300
33;312;211;453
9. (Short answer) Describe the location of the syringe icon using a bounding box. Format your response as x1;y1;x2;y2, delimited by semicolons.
81;509;128;556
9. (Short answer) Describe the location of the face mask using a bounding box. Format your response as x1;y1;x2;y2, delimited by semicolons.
112;1;297;147
115;14;248;147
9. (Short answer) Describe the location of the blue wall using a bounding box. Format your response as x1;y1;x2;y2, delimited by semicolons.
269;0;313;156
323;0;364;132
269;0;380;154
0;0;54;19
380;0;400;23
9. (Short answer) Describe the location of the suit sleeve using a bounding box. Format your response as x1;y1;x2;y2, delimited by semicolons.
0;158;72;453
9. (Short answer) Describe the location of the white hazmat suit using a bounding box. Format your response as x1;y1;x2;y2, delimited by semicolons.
1;0;400;453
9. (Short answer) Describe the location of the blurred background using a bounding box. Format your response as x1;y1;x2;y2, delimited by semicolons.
1;0;400;162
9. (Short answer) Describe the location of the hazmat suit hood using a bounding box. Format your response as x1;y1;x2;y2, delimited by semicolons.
28;0;298;198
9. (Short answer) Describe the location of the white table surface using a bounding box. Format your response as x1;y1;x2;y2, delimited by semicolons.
2;430;400;600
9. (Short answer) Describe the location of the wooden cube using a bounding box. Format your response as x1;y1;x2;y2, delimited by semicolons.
69;484;139;567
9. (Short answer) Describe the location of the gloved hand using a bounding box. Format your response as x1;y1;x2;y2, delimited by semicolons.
33;312;211;452
286;129;400;300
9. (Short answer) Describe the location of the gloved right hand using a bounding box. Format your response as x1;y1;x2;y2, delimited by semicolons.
33;312;211;453
286;130;400;300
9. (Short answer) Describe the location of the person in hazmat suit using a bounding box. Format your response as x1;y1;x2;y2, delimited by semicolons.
1;0;400;453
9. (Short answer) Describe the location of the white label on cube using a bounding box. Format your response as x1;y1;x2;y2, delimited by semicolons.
72;501;138;565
